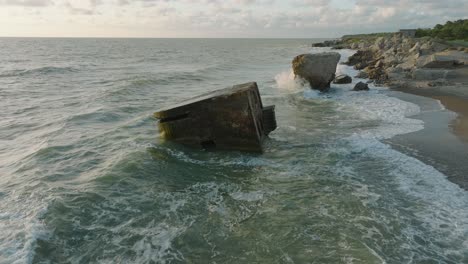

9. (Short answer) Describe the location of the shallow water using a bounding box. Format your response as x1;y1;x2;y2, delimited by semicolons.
0;38;467;264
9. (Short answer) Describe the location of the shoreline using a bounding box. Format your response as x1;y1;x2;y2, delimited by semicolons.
385;84;468;191
315;34;468;190
391;85;468;145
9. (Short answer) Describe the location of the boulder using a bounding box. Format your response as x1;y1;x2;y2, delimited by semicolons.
365;66;388;83
386;66;404;79
292;52;341;91
354;62;369;70
312;42;326;47
417;55;460;68
409;42;421;54
353;82;370;91
420;41;450;55
411;69;456;80
346;50;376;70
356;71;369;79
375;60;384;68
333;74;352;84
374;37;386;50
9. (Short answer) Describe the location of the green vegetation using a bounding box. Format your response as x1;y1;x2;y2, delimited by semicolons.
416;19;468;41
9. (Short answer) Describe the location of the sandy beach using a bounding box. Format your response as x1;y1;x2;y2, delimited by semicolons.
388;68;468;191
385;89;468;190
392;86;468;144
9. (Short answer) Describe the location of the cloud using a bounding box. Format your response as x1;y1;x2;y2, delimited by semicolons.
0;0;467;37
0;0;51;6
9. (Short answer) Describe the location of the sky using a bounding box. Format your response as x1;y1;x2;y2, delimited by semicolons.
0;0;467;38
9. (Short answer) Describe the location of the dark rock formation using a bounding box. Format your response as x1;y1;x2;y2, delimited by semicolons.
292;52;341;91
356;71;369;79
333;74;352;84
312;40;341;48
345;50;376;69
353;82;370;91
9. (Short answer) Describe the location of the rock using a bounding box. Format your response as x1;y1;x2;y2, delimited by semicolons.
374;37;386;50
346;50;375;67
409;42;421;54
312;40;341;48
417;54;460;68
353;82;370;91
365;66;388;83
331;45;345;50
411;69;456;80
428;80;452;87
333;74;352;84
354;62;369;70
420;41;450;55
375;60;384;68
312;43;325;47
292;52;341;91
386;66;404;79
356;71;369;79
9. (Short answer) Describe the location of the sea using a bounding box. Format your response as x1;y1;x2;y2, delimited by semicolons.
0;38;467;264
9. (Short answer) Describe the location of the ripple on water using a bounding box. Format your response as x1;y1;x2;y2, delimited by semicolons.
1;39;468;264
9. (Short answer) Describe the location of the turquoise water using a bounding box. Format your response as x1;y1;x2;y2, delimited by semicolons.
0;38;467;263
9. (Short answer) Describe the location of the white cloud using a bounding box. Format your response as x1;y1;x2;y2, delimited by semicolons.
0;0;467;37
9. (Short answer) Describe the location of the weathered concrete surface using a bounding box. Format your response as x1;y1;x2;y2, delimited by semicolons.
154;82;276;152
292;52;341;91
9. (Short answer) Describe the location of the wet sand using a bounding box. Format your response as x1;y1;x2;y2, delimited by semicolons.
432;95;468;144
386;89;468;190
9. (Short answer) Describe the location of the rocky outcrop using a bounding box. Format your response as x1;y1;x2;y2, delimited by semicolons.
336;33;468;87
345;50;376;70
292;52;341;91
356;71;369;79
312;40;341;48
411;69;457;80
314;33;468;89
417;54;463;68
334;74;352;84
353;82;369;91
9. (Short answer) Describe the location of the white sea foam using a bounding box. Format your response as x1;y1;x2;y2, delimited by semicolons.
328;49;468;258
276;48;468;250
274;70;305;92
0;192;50;264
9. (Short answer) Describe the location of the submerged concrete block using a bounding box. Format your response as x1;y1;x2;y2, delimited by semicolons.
154;82;277;152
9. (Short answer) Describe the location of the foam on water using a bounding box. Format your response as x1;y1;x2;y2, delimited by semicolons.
273;48;468;260
2;39;468;263
274;70;306;92
0;191;51;264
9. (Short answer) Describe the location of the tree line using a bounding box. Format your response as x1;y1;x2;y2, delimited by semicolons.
416;19;468;41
